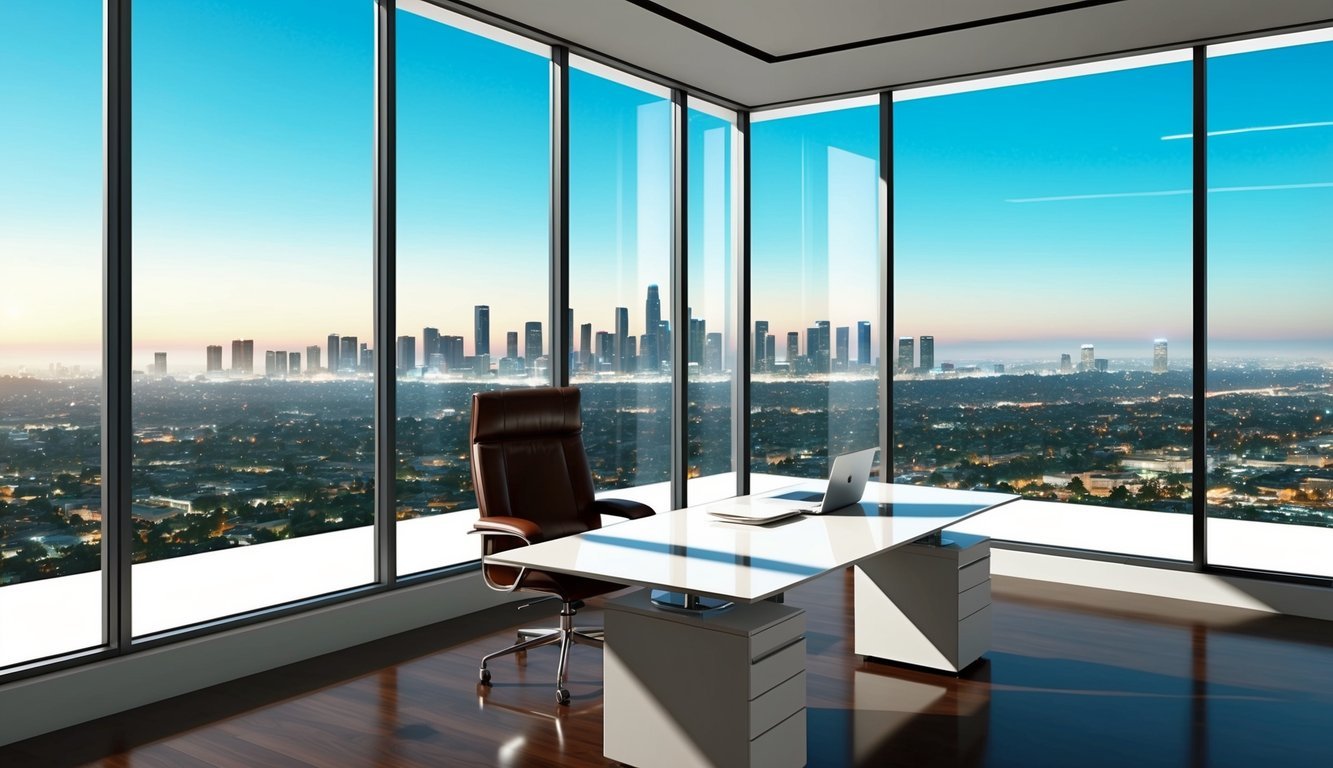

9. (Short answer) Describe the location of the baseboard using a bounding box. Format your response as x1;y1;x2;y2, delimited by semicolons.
992;548;1333;622
0;571;520;747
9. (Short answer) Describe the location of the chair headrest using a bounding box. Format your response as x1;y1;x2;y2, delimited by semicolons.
470;386;583;444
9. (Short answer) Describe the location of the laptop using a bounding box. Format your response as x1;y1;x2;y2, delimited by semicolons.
707;448;878;523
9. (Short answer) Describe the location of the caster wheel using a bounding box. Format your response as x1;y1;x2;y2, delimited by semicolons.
556;687;570;705
479;667;491;685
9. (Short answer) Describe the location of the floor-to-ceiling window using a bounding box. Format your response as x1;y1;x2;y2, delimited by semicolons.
894;53;1195;560
750;99;881;485
685;102;738;505
568;57;673;511
0;1;104;669
1206;29;1333;578
394;2;550;576
131;0;374;635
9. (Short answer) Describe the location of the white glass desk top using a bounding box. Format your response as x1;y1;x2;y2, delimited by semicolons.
484;482;1018;604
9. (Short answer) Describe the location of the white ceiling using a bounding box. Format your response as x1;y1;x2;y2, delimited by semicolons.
457;0;1333;107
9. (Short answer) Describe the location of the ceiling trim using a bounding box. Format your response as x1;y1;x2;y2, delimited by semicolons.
620;0;1130;63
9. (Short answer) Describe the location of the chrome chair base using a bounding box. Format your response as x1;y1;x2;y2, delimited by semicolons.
478;601;603;705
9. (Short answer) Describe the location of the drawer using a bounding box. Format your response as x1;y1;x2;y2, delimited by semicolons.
959;579;991;618
751;612;806;662
958;603;992;667
750;637;806;699
750;708;807;768
958;557;990;592
750;671;805;739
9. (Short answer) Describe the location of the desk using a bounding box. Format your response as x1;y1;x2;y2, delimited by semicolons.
486;482;1016;768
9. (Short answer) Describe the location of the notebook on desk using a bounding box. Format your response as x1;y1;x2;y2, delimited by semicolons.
707;448;878;523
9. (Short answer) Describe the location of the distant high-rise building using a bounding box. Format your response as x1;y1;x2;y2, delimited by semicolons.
580;323;593;371
474;305;490;358
1153;339;1168;373
206;345;222;373
786;332;800;366
625;337;637;373
1094;358;1109;373
816;321;831;371
525;322;542;370
754;320;769;373
596;331;612;369
442;336;464;370
1060;353;1072;372
328;334;340;374
360;344;372;373
806;326;819;366
644;285;661;370
689;317;706;366
857;321;871;366
1080;344;1095;371
898;337;915;373
306;345;321;373
919;335;934;372
340;336;358;373
154;352;167;375
397;335;416;374
614;307;630;373
288;351;300;375
765;334;776;371
706;333;723;373
835;326;850;371
422;327;440;364
265;350;276;376
242;340;254;374
506;331;519;361
275;351;288;376
231;339;246;373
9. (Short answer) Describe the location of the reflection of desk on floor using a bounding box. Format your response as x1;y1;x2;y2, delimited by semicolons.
485;482;1016;768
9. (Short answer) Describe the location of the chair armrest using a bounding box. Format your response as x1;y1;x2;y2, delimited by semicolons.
471;516;543;544
590;498;656;520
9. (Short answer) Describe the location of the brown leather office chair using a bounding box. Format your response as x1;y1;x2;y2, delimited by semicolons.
469;386;655;705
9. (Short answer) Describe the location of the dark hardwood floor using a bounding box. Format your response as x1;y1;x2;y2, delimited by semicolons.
5;570;1333;767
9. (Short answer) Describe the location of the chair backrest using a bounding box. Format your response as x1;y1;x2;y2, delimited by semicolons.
470;387;602;551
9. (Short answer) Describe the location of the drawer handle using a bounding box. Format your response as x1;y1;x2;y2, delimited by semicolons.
753;635;804;665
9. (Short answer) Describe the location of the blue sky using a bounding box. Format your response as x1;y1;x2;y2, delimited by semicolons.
1;2;1329;373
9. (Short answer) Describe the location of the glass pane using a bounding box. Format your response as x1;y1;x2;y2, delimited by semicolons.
1207;33;1333;577
0;1;103;669
568;63;673;512
893;56;1194;560
750;105;881;486
686;107;736;505
395;3;550;576
131;0;373;635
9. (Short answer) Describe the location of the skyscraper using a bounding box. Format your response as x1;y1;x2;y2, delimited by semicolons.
340;336;358;373
596;331;612;369
786;332;799;367
806;326;819;366
857;321;871;367
525;321;542;369
644;285;661;370
360;344;372;373
816;321;831;371
275;351;288;376
288;351;300;375
231;339;244;373
327;334;340;375
835;326;850;371
306;345;320;373
206;345;222;373
506;331;519;360
580;323;593;371
474;305;490;358
397;335;416;374
1080;344;1095;371
754;320;769;373
919;335;934;372
1153;339;1168;373
154;352;167;375
614;307;629;373
422;327;440;365
1060;353;1072;372
897;337;914;373
706;333;722;373
689;317;706;366
242;340;254;374
265;350;276;376
765;334;776;371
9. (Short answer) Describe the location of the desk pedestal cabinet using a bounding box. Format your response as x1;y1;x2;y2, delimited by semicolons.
604;591;807;768
854;533;991;672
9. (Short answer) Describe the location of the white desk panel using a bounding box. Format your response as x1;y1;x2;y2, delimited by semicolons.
485;483;1016;603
